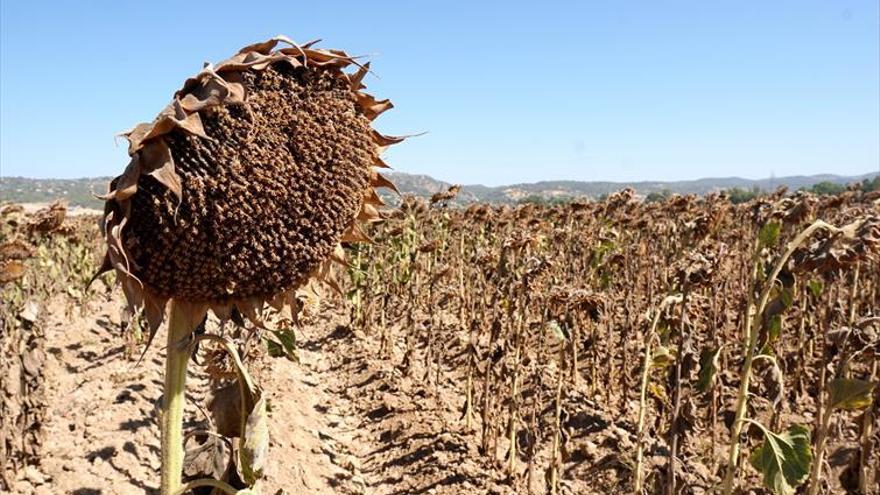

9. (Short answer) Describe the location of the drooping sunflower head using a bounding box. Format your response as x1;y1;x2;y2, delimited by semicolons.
96;36;400;331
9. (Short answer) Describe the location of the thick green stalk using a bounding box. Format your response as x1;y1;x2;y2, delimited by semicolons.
161;301;196;495
721;220;839;495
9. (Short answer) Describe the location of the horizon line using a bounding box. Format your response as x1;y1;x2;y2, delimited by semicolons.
1;169;878;189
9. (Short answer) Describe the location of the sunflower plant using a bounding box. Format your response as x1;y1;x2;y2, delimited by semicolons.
94;36;401;495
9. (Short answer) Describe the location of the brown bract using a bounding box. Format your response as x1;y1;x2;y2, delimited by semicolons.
94;36;401;335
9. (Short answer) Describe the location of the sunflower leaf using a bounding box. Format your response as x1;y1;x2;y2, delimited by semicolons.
239;394;269;486
759;221;782;249
650;345;676;370
266;328;299;362
697;346;722;393
828;378;877;411
749;424;812;495
545;320;568;343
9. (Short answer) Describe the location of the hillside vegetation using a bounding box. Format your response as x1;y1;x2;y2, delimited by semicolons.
2;172;876;208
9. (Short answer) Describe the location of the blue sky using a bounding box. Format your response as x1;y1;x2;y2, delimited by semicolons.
1;1;877;186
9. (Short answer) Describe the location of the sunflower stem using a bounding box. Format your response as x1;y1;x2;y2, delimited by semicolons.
721;220;838;495
161;301;194;495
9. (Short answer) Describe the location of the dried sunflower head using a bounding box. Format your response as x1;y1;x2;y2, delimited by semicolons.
545;286;604;321
791;215;880;274
673;249;721;288
28;201;67;236
603;187;636;214
398;196;428;216
429;184;461;205
0;239;32;285
464;203;493;221
569;199;590;212
764;192;818;227
95;36;400;333
0;239;34;262
1;204;25;216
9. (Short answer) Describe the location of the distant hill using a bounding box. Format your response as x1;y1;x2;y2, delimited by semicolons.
1;171;877;208
1;176;111;209
384;171;878;204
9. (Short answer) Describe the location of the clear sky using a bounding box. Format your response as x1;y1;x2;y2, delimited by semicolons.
1;1;878;186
